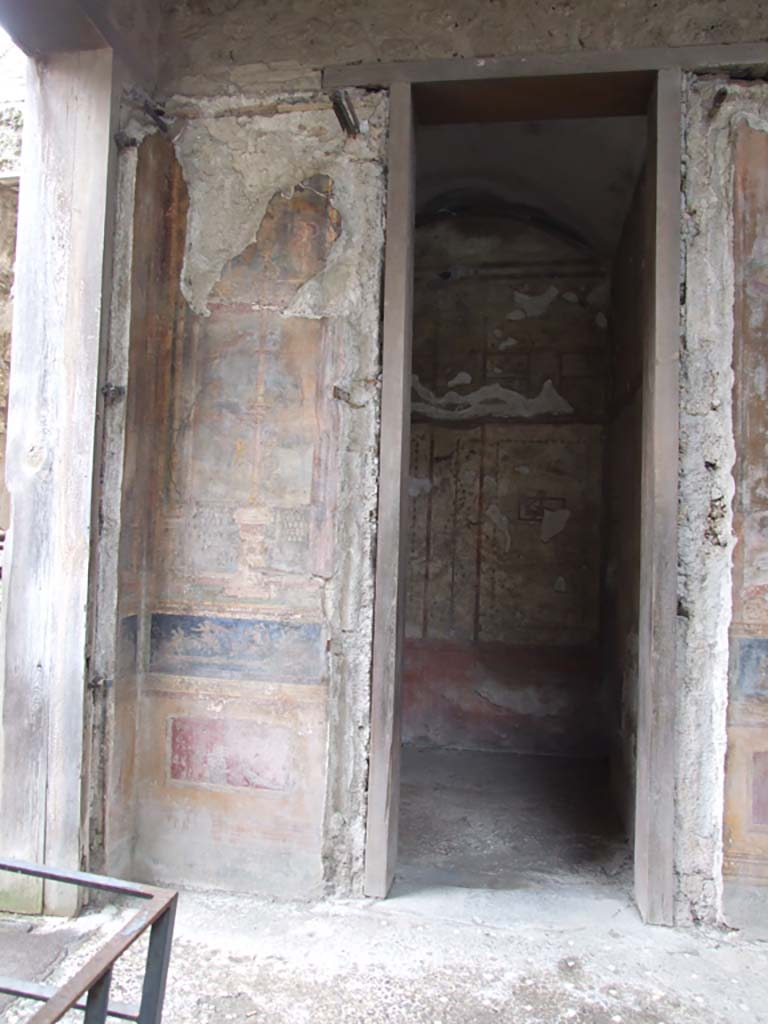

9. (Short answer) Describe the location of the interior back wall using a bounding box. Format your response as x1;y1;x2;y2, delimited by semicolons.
404;212;610;756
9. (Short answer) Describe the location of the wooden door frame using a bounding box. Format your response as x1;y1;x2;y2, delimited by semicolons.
363;81;415;898
356;42;768;924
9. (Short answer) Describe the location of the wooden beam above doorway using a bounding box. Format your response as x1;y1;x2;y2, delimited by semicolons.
323;41;768;91
413;71;654;124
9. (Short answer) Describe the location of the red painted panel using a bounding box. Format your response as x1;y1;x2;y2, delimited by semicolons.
169;716;293;791
403;638;606;756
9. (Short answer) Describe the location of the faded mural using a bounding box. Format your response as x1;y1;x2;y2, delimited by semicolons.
404;211;612;756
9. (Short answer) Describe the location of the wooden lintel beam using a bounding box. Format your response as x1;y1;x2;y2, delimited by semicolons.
0;0;103;57
0;0;155;90
323;41;768;90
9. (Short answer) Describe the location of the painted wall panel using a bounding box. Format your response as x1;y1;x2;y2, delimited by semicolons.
404;212;610;754
109;91;388;896
725;122;768;883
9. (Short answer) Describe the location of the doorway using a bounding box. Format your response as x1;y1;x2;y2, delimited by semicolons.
365;70;681;925
399;113;646;891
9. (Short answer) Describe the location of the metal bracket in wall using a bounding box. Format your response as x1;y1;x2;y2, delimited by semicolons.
331;89;360;137
100;382;126;404
124;87;171;134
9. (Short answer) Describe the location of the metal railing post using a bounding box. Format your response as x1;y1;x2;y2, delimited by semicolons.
138;897;177;1024
0;858;177;1023
83;969;113;1024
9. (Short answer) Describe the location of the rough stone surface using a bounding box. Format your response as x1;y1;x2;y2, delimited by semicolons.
158;0;768;94
0;30;24;179
677;75;741;924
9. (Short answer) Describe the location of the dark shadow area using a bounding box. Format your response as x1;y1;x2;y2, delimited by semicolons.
398;747;629;891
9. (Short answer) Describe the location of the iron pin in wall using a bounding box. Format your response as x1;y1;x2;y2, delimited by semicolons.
332;89;361;137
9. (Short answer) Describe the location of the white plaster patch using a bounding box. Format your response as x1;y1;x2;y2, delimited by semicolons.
412;375;573;421
408;476;433;498
498;337;519;350
485;504;511;552
446;371;472;387
541;508;571;542
506;310;526;321
595;312;608;329
563;291;579;303
554;576;567;592
513;285;559;318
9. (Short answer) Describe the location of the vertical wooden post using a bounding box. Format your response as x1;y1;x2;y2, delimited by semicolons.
0;49;119;914
364;81;415;898
634;68;682;925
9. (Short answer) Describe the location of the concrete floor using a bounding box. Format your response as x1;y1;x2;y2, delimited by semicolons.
398;747;630;893
0;916;81;1017
1;884;766;1024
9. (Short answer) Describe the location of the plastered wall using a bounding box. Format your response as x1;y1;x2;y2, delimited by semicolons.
404;212;611;755
104;89;387;895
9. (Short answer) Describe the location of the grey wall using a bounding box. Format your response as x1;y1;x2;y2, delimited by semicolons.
602;170;647;836
158;0;768;94
416;119;646;258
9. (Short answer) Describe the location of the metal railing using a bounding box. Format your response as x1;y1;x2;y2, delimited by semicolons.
0;858;177;1024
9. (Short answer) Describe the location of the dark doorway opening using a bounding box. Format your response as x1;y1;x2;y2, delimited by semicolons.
396;106;650;895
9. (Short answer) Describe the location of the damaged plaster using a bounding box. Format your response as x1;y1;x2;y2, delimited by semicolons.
0;31;24;179
96;86;388;898
411;375;574;421
170;88;387;896
171;91;387;317
677;75;743;924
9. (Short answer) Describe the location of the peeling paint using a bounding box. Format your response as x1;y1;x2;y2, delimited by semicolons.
408;476;433;498
446;371;472;387
541;507;571;542
412;375;574;421
485;503;511;553
513;285;559;318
